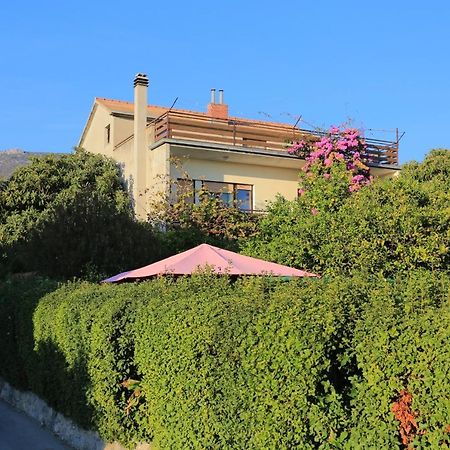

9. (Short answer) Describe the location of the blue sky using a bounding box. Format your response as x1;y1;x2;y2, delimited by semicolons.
1;0;449;163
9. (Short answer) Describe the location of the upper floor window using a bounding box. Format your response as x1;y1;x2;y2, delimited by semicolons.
105;124;111;144
176;179;253;212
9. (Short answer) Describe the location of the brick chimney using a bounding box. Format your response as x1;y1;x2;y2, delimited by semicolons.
207;88;228;119
133;73;149;216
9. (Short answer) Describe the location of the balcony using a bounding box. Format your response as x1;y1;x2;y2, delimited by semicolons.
152;111;399;166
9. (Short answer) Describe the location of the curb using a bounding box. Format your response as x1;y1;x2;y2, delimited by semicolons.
0;378;152;450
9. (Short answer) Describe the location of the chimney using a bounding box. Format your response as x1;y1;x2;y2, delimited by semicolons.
133;73;149;216
207;88;228;119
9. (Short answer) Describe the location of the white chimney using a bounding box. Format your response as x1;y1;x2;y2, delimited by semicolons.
133;73;149;216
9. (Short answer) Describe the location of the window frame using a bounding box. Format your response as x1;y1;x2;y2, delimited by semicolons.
105;124;111;144
176;178;253;212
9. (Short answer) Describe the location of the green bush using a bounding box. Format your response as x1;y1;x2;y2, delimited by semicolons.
243;150;450;277
346;271;450;449
1;271;450;448
0;277;57;389
133;274;372;449
0;149;161;279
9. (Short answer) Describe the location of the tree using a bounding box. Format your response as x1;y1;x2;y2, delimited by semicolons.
0;149;160;279
243;149;450;277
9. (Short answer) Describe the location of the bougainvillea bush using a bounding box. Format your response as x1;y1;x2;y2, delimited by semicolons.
243;149;450;277
289;126;373;200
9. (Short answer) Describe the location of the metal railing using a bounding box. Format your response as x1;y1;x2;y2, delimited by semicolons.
153;111;399;166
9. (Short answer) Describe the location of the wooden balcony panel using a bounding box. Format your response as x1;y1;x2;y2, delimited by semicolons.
170;131;236;146
153;111;399;166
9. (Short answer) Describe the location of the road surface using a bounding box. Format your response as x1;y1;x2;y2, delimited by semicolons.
0;399;72;450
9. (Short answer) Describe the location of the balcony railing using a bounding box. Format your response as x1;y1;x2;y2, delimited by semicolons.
153;111;399;166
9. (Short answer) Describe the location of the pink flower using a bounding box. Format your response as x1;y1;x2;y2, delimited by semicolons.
324;158;333;167
297;188;305;196
311;207;319;215
315;137;333;153
288;140;308;155
323;173;331;179
335;152;344;161
351;175;365;183
343;128;359;137
336;140;348;151
329;126;340;134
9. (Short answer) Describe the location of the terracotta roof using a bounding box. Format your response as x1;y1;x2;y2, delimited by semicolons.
95;97;299;130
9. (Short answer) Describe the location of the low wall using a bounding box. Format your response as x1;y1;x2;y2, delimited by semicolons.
0;378;152;450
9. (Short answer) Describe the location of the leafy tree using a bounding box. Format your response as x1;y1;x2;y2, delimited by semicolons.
0;149;160;279
243;149;450;277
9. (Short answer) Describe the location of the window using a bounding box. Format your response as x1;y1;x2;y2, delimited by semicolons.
105;124;111;144
177;179;253;212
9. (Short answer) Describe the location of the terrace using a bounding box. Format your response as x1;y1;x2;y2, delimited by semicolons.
152;110;399;166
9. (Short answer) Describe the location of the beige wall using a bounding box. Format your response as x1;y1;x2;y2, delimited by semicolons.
112;116;133;146
170;156;301;211
81;107;400;218
146;143;171;214
80;104;113;156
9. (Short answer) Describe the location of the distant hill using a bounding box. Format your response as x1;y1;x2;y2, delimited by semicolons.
0;149;59;179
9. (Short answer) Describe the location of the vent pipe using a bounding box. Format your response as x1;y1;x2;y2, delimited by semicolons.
218;89;223;105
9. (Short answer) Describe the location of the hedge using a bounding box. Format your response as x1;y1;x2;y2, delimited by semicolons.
0;271;449;449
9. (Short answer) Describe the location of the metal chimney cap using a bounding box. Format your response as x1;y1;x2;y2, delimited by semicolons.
210;88;216;104
134;73;149;87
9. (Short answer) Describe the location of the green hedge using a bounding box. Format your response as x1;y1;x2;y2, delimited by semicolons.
0;272;449;449
347;272;450;449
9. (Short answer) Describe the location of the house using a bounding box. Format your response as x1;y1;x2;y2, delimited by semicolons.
79;74;400;218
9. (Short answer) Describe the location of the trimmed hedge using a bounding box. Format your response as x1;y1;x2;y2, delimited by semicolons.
0;271;449;448
347;272;450;449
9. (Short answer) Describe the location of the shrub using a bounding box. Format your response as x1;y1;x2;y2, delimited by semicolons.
1;271;450;449
346;271;450;448
244;149;450;277
0;149;161;279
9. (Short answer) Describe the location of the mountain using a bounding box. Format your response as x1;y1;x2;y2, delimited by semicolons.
0;149;58;179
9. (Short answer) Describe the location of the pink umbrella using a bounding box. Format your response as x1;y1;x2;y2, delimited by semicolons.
103;243;318;282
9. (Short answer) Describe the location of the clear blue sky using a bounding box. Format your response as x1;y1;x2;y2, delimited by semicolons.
1;0;449;163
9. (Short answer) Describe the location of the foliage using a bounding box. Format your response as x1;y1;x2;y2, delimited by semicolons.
149;178;260;254
289;126;372;197
0;276;57;389
346;270;450;449
1;271;450;448
1;148;450;448
243;149;450;277
0;149;161;279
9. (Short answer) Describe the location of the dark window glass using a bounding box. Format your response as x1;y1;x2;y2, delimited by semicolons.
105;124;111;144
177;179;253;212
236;187;251;211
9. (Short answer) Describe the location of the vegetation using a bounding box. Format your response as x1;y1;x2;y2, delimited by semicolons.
1;272;449;449
1;140;450;448
243;149;450;277
0;149;161;279
149;181;260;254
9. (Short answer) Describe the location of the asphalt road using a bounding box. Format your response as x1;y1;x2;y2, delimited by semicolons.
0;399;72;450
